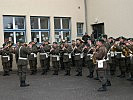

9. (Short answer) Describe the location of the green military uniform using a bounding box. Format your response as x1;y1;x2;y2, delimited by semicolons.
50;43;60;75
94;39;111;91
109;44;117;75
59;43;65;70
28;44;38;75
116;42;126;78
74;42;83;76
39;44;51;75
127;43;133;81
62;44;72;76
16;44;31;87
0;47;11;76
83;45;94;78
9;46;14;71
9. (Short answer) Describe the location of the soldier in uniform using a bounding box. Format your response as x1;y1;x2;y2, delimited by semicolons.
16;42;31;87
62;41;72;76
39;40;51;75
126;39;133;81
83;41;94;78
59;40;65;70
71;40;76;67
108;37;117;75
116;37;126;78
74;39;83;76
94;39;111;91
50;42;60;75
28;41;38;75
0;44;11;76
8;41;14;71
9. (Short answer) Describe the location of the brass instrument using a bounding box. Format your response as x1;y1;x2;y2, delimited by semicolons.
122;46;130;57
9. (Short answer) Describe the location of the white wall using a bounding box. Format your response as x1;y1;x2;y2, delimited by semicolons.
87;0;133;38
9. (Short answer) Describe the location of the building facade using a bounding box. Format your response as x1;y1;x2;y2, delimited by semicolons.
0;0;86;46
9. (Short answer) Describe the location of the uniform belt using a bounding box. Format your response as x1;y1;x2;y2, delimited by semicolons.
115;52;122;54
2;56;9;58
52;55;59;57
31;53;37;57
19;57;27;60
2;56;10;61
64;53;69;55
40;53;47;55
87;54;92;56
75;53;80;55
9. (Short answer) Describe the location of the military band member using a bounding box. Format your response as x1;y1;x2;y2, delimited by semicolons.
62;41;72;76
16;42;31;87
74;39;83;76
94;39;111;91
59;40;65;70
107;37;117;75
39;40;51;75
71;40;76;67
116;37;126;78
28;41;38;75
126;39;133;81
0;44;11;76
83;43;94;78
7;41;14;71
50;42;60;75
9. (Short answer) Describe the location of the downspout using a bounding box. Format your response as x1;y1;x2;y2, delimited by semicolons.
84;0;88;33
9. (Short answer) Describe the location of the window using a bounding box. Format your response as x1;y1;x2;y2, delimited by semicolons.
54;17;71;43
30;17;50;43
77;23;84;36
3;16;26;43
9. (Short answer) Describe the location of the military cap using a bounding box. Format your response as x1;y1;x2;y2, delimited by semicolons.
97;38;105;43
119;36;126;40
53;42;57;44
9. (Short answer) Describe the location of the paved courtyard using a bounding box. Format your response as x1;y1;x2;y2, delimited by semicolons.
0;68;133;100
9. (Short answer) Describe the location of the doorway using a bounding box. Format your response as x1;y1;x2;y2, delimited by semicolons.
91;23;104;39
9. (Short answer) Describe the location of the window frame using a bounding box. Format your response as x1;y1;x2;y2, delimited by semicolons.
3;15;26;44
54;17;71;43
77;22;84;37
30;16;50;43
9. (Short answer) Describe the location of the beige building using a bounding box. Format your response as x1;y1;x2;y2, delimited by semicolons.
0;0;133;71
0;0;86;46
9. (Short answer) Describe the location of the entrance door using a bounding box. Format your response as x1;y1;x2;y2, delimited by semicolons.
91;23;104;39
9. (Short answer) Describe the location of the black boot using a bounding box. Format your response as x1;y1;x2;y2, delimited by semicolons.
41;70;47;75
75;72;80;76
79;72;82;76
117;71;123;77
87;72;93;78
30;71;34;75
65;70;70;76
120;72;125;78
53;71;58;75
110;70;115;76
127;73;133;81
64;71;69;76
67;70;71;76
3;71;9;76
106;80;111;86
97;84;107;92
20;81;30;87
